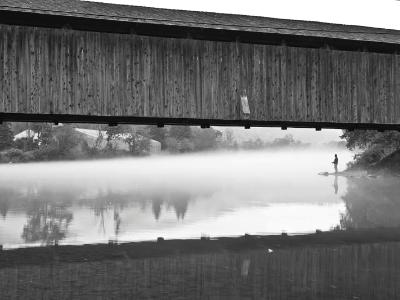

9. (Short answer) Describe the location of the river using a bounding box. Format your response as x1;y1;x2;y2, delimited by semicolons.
1;148;399;249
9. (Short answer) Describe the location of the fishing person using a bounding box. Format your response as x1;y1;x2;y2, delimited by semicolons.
332;154;338;173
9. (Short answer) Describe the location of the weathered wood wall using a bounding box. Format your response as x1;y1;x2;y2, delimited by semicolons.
1;24;400;125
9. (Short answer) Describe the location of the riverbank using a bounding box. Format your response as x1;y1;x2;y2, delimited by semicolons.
2;228;400;269
2;229;400;299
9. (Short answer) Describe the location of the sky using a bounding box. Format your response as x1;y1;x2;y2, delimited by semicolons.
85;0;400;30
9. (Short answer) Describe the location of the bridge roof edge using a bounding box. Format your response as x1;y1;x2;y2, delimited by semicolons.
0;0;399;46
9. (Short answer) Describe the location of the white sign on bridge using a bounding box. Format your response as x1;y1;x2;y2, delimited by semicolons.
241;96;251;116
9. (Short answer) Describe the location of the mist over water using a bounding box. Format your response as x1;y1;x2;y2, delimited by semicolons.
1;148;396;249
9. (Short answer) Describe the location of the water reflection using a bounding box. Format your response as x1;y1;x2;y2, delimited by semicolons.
340;176;400;230
152;196;163;220
22;198;73;245
333;175;339;195
0;184;195;246
0;188;18;218
0;198;10;218
0;150;363;248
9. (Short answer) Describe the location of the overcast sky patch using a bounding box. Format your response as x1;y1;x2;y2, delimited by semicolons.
84;0;400;30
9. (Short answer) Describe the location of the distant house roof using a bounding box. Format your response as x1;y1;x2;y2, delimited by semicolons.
74;127;161;146
14;129;39;141
14;126;161;152
0;0;399;47
74;128;106;139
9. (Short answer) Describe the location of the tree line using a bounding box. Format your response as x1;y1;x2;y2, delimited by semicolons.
0;123;225;163
0;122;311;163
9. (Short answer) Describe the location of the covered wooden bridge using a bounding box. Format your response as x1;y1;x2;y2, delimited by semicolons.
0;0;400;130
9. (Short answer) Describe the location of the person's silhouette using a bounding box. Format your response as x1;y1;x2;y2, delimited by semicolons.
332;154;339;173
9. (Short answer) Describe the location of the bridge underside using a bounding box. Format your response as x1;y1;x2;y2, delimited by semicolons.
1;24;400;130
1;113;400;132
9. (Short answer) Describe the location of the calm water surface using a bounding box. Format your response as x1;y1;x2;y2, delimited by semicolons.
1;149;399;249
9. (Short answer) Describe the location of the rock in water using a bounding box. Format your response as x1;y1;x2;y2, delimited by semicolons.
318;172;329;176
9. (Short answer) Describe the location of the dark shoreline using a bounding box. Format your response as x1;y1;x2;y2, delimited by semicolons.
2;228;400;269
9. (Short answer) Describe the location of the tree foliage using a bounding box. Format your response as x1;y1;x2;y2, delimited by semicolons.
123;128;150;155
105;125;124;150
0;123;14;151
145;126;167;150
191;128;218;151
14;137;38;151
341;129;400;170
341;130;400;151
169;126;192;140
30;123;53;146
